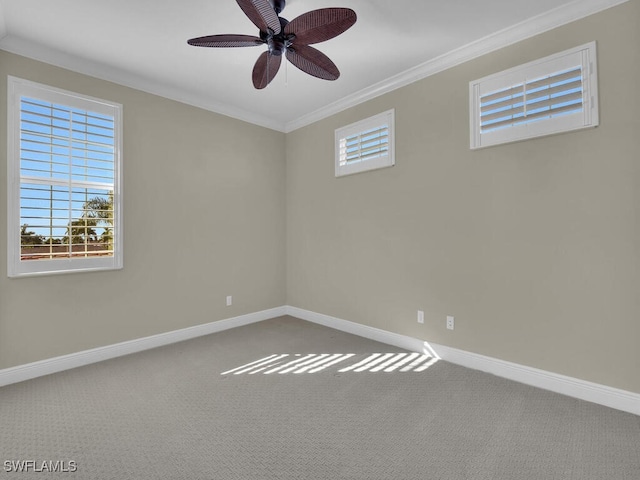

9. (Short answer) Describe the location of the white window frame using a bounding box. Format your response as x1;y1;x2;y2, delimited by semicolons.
7;76;123;277
469;41;599;149
335;109;395;177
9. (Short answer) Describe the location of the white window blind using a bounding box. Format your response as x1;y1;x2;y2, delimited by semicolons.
340;125;389;165
335;109;395;177
470;42;598;149
7;77;123;277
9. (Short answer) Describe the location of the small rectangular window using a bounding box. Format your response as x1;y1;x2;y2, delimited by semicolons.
335;109;395;177
470;42;598;149
7;77;123;277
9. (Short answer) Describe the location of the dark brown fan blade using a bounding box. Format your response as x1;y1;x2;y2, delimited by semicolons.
252;51;282;89
187;34;264;47
284;8;356;45
286;44;340;80
236;0;281;34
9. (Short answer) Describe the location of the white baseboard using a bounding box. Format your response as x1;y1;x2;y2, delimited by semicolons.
0;306;286;388
285;306;640;417
285;306;435;354
2;304;638;417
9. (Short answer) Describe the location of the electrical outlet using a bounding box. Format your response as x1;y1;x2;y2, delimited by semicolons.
226;295;233;306
446;315;454;330
417;310;424;324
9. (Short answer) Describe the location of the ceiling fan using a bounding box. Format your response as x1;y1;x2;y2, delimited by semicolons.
187;0;357;89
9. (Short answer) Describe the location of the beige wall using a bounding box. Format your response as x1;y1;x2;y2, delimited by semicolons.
0;51;287;369
286;2;640;393
1;2;638;395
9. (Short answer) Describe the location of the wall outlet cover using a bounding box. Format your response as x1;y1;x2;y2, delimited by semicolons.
446;315;454;330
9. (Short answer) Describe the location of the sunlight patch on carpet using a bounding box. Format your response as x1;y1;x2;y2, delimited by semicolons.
221;353;438;375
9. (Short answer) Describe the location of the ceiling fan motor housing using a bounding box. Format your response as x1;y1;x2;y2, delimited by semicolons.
262;17;294;55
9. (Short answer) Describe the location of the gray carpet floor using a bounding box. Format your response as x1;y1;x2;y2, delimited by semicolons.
1;315;639;479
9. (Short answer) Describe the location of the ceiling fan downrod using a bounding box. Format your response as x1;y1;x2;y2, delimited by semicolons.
270;0;286;15
262;1;293;57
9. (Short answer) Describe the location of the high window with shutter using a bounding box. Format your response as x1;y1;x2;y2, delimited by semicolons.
469;42;598;149
335;109;395;177
7;77;123;277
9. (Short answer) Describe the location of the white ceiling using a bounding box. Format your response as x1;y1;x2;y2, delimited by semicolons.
0;0;624;132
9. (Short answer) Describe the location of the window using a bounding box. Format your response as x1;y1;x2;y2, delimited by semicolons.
335;109;395;177
7;76;123;277
469;42;598;149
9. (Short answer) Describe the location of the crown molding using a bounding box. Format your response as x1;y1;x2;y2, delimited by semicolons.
284;0;629;132
0;35;286;132
0;0;628;134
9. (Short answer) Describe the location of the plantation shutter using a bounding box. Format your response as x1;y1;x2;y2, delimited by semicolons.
480;67;583;131
470;42;598;149
335;110;395;177
8;77;122;277
19;97;116;260
339;125;390;166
